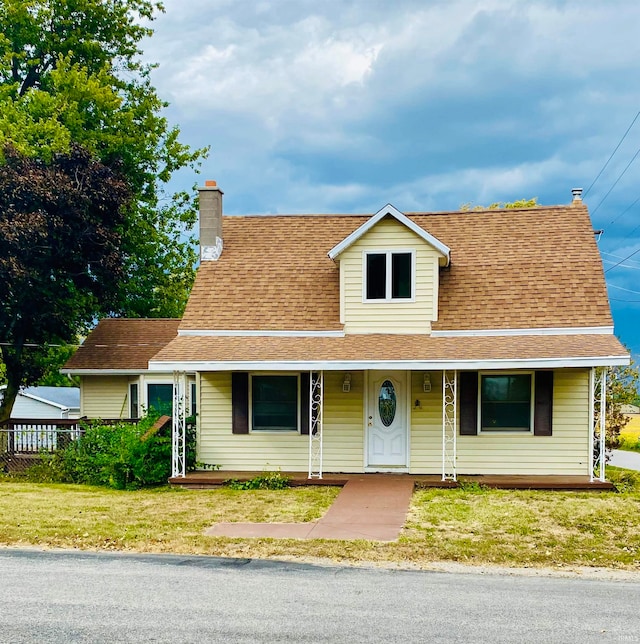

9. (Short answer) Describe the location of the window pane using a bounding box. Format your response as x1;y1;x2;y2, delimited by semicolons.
130;384;139;419
190;382;197;417
366;253;387;299
252;375;298;431
379;380;397;426
147;384;173;416
481;375;531;431
391;253;411;298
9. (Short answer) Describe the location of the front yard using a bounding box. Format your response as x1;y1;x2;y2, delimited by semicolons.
1;471;640;570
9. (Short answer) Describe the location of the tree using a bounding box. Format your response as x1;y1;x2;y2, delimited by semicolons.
0;0;207;320
0;145;132;421
0;1;208;415
460;198;539;211
603;363;639;451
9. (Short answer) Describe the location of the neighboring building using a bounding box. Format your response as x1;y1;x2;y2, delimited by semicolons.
63;182;629;482
1;385;80;419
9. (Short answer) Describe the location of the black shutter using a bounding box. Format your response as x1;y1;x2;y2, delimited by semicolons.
231;372;249;434
459;371;478;435
300;372;310;435
534;371;553;436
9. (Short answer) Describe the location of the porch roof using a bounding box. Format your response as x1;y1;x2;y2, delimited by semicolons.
148;332;628;371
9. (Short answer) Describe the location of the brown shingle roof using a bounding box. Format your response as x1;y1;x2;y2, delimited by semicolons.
180;203;613;332
63;319;180;371
151;333;627;365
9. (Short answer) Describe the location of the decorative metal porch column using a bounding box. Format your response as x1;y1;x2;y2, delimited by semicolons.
590;367;607;483
308;371;324;479
442;370;457;481
171;371;187;478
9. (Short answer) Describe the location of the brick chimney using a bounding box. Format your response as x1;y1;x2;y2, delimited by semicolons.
199;180;224;261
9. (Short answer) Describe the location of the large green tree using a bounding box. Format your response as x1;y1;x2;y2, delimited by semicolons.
0;1;207;417
0;0;206;320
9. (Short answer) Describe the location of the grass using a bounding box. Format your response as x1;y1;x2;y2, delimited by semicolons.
1;474;640;570
619;415;640;453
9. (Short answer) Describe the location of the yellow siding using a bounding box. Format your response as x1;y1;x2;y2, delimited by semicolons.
456;369;591;475
198;369;591;476
198;371;365;472
340;217;443;334
322;371;365;472
80;376;130;419
409;371;444;473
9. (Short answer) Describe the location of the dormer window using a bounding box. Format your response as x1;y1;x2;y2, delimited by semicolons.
364;251;414;301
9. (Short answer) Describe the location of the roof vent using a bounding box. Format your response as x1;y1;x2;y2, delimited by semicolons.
572;188;583;202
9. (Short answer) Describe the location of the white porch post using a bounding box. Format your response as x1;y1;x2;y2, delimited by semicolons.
171;370;187;478
590;367;607;483
599;369;607;483
308;370;324;479
442;370;457;481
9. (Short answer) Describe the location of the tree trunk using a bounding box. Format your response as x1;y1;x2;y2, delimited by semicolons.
0;346;23;423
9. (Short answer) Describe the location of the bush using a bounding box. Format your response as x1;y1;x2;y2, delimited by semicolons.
42;415;173;489
224;472;291;490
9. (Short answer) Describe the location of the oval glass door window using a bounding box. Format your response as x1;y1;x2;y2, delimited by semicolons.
379;380;397;426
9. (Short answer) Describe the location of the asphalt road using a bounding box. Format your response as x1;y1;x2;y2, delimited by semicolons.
0;549;638;643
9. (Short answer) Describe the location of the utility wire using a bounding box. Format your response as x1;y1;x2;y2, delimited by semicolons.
607;283;640;294
605;246;640;274
609;194;640;226
585;110;640;198
591;146;640;218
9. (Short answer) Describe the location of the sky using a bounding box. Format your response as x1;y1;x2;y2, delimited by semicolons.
141;0;640;357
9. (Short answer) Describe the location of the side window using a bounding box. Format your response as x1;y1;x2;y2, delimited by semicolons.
365;251;413;301
190;381;197;418
129;383;139;419
147;383;173;416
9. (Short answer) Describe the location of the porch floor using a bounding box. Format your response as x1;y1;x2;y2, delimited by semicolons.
170;471;614;491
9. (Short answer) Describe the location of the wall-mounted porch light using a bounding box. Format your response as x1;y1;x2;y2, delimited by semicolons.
423;373;432;393
342;373;351;393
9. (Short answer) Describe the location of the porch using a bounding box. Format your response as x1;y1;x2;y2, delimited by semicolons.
169;470;614;491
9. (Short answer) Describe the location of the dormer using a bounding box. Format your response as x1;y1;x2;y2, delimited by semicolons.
328;205;449;334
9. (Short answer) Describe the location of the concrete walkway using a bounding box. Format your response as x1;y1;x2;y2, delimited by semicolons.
610;449;640;472
204;475;415;542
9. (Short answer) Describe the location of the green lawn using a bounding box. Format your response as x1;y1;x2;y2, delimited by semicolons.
1;472;640;570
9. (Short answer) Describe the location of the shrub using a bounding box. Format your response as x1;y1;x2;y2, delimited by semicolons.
224;472;291;490
55;415;171;489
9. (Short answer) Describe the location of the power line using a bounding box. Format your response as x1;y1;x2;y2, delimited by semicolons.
609;194;640;226
591;146;640;218
607;283;640;294
585;110;640;198
602;258;640;270
606;247;640;274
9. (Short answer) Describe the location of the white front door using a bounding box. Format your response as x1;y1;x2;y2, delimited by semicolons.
367;371;408;468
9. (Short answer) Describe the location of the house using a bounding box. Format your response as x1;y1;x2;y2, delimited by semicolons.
63;182;629;483
0;385;80;419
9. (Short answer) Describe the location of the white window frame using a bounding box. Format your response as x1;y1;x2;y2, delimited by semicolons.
362;249;416;303
128;380;141;419
189;380;197;418
249;373;301;433
477;371;534;434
